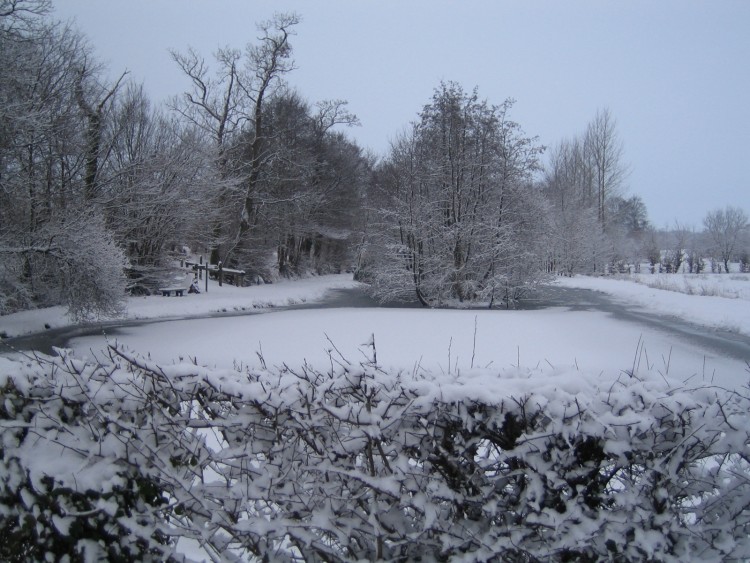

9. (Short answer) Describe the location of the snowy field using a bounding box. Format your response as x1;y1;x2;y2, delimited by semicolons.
628;272;750;300
2;272;748;390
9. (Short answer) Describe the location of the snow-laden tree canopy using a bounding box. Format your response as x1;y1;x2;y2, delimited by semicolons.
2;344;749;561
365;82;548;307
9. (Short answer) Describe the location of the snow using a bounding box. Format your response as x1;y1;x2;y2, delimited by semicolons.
556;273;750;337
0;273;361;339
3;273;748;394
3;273;750;561
67;297;747;392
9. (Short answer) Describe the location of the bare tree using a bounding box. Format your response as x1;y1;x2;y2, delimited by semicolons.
703;205;749;273
542;112;631;275
0;0;50;34
543;139;608;274
169;46;245;160
609;194;649;235
683;225;704;274
0;0;48;17
75;63;128;201
584;108;628;229
169;45;248;264
663;221;690;273
242;12;300;235
169;12;300;266
100;85;228;291
244;91;364;278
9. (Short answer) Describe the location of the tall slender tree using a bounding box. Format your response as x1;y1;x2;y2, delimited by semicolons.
584;108;628;229
542;109;631;274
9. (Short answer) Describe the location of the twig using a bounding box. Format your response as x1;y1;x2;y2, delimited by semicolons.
324;332;352;366
471;315;477;369
662;346;672;376
629;335;642;377
256;341;267;369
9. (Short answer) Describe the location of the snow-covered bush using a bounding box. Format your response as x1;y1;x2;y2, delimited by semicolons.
1;346;750;561
0;350;187;561
0;212;128;320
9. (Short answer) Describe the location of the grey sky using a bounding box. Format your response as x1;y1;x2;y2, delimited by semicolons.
53;0;749;228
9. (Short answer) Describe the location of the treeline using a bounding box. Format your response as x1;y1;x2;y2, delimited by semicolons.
642;207;750;274
0;4;369;318
360;85;648;306
1;1;748;318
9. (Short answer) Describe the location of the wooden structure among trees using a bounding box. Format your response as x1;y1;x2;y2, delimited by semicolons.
184;260;246;287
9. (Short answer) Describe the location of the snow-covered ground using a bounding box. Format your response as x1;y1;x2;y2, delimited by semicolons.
3;272;748;390
628;272;750;300
3;271;750;561
557;273;750;337
0;274;361;339
69;305;745;386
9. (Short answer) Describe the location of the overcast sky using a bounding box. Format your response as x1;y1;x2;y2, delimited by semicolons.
53;0;749;228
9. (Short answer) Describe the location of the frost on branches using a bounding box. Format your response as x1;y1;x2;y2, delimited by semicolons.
1;346;750;562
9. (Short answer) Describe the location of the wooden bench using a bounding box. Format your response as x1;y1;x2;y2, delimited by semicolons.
159;286;188;297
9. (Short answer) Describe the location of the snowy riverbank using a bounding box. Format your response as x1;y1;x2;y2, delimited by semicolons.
0;274;362;339
556;273;750;337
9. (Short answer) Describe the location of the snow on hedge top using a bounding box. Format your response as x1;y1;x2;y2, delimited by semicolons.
4;345;750;561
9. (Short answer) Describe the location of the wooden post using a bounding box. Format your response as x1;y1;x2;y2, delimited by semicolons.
218;261;223;287
201;256;207;293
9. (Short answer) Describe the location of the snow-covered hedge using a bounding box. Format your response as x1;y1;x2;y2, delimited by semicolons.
1;346;750;561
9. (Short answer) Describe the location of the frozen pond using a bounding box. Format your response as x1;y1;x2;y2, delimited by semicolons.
68;302;748;391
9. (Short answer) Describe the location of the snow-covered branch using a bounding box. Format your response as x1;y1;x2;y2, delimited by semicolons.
2;345;750;561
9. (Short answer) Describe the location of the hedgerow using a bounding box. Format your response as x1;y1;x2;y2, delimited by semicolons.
1;345;749;561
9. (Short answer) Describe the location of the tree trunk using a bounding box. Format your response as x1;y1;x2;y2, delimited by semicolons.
415;286;430;307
